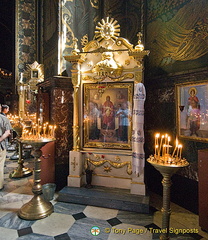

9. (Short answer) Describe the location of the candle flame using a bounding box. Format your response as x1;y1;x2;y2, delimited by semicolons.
155;133;160;138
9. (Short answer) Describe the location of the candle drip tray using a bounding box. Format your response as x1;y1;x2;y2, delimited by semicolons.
147;155;189;175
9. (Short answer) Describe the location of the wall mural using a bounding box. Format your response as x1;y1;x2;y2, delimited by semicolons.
146;0;208;74
43;0;59;79
102;0;143;45
43;0;143;77
61;0;99;76
145;0;208;183
15;0;37;83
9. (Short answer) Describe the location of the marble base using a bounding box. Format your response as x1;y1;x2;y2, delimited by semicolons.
131;175;146;195
91;175;131;189
67;175;83;187
57;186;150;213
130;182;146;195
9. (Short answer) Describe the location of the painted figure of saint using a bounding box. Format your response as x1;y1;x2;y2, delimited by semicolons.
187;87;200;136
102;96;115;129
89;102;100;140
116;103;129;141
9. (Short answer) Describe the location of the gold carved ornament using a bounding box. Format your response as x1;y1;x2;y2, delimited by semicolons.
85;157;132;175
76;18;148;82
91;51;123;77
82;73;134;83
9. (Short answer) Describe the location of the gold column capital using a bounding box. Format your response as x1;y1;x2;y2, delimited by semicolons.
134;72;143;84
129;50;150;83
64;55;84;65
129;50;150;63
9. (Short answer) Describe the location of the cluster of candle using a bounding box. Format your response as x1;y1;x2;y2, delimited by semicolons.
8;114;22;125
8;115;24;136
21;119;56;140
8;113;36;126
8;114;56;140
0;68;12;77
152;133;186;165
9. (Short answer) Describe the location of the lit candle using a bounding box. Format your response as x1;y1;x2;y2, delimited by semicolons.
37;118;40;128
155;144;158;156
49;125;52;137
162;144;166;157
165;134;168;146
45;122;48;131
167;136;170;154
43;126;46;137
36;124;38;136
33;125;36;136
172;138;178;157
155;133;160;145
155;133;160;156
158;135;164;157
38;126;42;137
179;144;182;159
176;144;182;159
53;125;57;137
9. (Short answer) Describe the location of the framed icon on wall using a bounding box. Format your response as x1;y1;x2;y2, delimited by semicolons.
176;81;208;142
31;70;39;78
83;82;133;149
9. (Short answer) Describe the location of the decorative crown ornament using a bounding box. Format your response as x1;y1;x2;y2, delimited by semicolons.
94;17;120;41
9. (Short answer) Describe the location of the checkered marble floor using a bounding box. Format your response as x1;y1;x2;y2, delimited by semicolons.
1;150;208;240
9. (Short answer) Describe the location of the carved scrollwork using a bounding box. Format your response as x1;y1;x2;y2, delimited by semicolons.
84;141;131;149
72;75;79;87
85;157;132;175
73;125;80;151
115;37;134;51
82;40;100;53
135;72;143;83
82;73;134;83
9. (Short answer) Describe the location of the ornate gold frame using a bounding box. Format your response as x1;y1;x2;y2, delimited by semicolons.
64;17;149;152
83;82;133;149
176;81;208;142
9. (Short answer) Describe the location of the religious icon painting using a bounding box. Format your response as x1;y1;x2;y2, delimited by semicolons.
176;81;208;142
83;82;133;149
31;70;39;78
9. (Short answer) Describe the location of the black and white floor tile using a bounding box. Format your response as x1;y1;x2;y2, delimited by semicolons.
0;151;207;240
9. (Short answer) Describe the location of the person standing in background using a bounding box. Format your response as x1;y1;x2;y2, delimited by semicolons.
0;105;12;190
0;105;9;116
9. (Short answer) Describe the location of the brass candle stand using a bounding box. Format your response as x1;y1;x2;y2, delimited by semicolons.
147;154;189;240
18;138;55;220
147;134;189;240
9;126;33;178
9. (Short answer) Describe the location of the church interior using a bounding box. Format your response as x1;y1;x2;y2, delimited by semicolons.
0;0;208;239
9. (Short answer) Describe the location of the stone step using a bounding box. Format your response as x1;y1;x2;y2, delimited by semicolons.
57;186;150;213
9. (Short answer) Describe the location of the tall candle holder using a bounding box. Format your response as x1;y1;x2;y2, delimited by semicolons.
147;133;189;240
17;119;56;220
18;138;55;220
9;117;33;178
